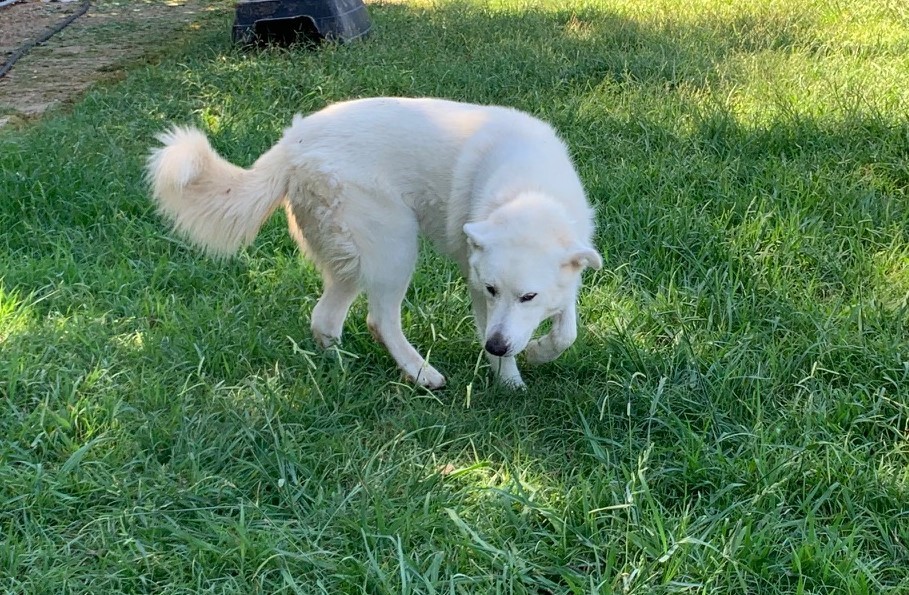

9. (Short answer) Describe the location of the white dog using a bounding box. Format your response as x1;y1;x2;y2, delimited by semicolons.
147;97;601;389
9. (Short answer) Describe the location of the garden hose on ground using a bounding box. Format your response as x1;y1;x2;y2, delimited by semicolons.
0;0;91;79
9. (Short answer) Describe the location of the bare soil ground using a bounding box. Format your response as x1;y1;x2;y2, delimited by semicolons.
0;0;226;126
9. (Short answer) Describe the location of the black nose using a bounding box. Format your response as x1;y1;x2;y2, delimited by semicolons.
484;334;509;357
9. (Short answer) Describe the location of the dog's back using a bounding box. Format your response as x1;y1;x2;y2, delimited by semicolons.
277;97;587;261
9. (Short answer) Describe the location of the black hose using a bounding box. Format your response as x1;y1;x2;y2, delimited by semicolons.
0;0;91;79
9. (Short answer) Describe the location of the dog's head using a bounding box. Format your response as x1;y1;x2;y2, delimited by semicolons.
464;194;601;358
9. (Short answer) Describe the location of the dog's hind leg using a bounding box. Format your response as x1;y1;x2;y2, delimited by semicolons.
366;285;446;390
311;273;360;348
360;228;446;390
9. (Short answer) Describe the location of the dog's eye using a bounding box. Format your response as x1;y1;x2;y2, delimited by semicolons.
485;285;497;297
519;293;537;303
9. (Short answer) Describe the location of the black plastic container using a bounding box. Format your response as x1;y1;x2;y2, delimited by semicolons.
233;0;371;46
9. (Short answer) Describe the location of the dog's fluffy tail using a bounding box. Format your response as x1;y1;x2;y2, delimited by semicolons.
146;127;290;257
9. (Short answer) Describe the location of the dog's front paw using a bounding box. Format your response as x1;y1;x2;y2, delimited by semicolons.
524;338;557;364
498;374;526;390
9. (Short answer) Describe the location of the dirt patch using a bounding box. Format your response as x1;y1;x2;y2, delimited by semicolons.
0;0;229;125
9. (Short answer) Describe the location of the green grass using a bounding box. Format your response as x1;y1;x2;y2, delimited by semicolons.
2;0;908;592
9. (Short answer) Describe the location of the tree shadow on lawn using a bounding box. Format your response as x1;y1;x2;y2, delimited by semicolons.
1;0;907;459
156;0;840;131
0;0;904;418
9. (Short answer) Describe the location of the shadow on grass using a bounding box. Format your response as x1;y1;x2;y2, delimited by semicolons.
0;0;905;425
1;0;906;456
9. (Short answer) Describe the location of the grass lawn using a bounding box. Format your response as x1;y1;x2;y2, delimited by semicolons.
2;0;908;592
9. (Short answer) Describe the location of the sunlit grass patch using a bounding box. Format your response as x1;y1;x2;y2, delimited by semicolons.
0;286;38;343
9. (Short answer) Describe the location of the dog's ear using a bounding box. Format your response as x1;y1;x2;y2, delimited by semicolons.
564;246;603;271
463;221;491;250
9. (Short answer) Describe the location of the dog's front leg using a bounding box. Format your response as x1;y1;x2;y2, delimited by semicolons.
470;287;525;388
524;302;578;364
487;354;525;389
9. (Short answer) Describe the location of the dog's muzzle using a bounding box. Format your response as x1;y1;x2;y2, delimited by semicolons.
484;334;510;357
